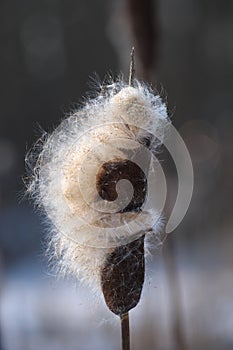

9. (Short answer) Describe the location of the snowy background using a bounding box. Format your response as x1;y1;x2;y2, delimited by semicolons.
0;0;233;349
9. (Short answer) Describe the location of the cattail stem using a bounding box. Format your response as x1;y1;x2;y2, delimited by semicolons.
126;0;158;81
120;313;130;350
128;47;135;86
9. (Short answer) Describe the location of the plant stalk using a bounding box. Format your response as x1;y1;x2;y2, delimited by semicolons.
120;313;130;350
128;47;135;86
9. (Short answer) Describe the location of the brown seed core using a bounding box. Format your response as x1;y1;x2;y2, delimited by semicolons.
96;159;147;213
98;159;147;315
101;236;145;316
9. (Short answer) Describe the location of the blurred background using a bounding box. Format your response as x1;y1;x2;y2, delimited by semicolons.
0;0;233;349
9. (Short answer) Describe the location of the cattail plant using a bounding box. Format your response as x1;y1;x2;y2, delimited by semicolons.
26;49;170;350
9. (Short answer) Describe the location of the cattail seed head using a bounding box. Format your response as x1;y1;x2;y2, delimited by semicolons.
26;78;169;289
101;236;145;316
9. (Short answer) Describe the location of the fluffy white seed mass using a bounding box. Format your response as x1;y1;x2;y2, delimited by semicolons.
26;79;170;287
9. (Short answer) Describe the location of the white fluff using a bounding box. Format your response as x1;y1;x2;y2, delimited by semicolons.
26;79;170;287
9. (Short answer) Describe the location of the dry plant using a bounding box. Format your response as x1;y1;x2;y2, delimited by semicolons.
25;49;170;350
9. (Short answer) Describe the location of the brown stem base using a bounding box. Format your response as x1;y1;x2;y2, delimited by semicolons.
120;313;130;350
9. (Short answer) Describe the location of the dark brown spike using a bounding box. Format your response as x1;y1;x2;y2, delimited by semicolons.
129;47;135;86
101;236;145;316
